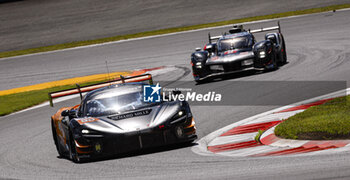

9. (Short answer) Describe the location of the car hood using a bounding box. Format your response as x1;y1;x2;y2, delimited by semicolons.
206;50;254;65
77;101;181;133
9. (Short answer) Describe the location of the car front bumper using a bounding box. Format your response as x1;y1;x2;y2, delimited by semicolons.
73;119;197;159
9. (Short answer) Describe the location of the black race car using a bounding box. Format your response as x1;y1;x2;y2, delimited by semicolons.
50;74;197;162
191;22;287;82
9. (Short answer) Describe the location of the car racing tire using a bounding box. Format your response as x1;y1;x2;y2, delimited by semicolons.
264;50;278;71
68;129;81;163
51;119;65;158
278;51;286;65
273;53;278;70
192;66;209;84
282;36;287;64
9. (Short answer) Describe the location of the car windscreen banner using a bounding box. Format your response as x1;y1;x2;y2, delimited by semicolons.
144;80;346;106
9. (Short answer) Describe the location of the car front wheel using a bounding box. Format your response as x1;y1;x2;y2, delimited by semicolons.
68;130;81;163
51;120;65;157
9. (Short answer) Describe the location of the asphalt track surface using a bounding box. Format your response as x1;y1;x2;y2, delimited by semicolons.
1;0;350;52
1;10;350;180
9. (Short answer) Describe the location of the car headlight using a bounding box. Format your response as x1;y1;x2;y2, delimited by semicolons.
81;129;101;135
195;62;202;68
82;129;90;134
170;110;187;124
259;51;266;58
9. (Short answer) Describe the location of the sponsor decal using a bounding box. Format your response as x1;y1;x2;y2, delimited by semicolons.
224;50;237;55
95;143;102;153
77;117;99;125
108;109;152;120
211;56;219;60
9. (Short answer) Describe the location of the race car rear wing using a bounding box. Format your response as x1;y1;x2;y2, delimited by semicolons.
208;33;222;44
248;21;281;34
208;21;281;43
48;74;153;107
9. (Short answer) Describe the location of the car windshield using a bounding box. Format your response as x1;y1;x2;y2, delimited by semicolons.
85;91;156;117
218;36;252;52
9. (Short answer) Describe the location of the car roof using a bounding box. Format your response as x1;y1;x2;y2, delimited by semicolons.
220;31;251;40
83;82;146;102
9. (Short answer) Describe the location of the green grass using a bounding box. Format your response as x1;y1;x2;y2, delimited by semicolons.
255;129;264;143
1;4;350;58
275;96;350;140
0;80;109;116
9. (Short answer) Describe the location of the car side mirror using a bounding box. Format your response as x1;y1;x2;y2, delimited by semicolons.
61;110;69;117
61;109;77;118
204;44;212;52
69;110;78;118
